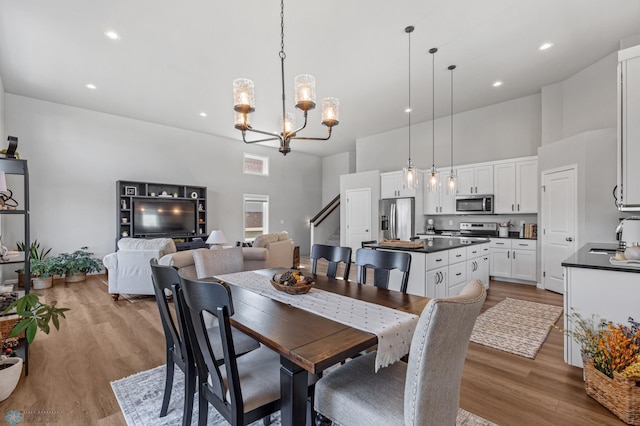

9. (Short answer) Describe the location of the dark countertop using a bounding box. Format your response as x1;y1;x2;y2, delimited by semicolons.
561;242;640;274
368;237;488;254
416;232;532;240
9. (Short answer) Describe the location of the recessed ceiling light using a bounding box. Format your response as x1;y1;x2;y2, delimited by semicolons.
199;112;207;117
405;108;411;113
492;81;503;87
86;83;97;90
104;30;120;40
539;42;554;51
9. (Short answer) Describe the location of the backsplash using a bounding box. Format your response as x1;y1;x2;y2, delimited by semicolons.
421;214;538;235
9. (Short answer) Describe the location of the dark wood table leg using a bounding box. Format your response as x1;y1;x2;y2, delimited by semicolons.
280;356;308;426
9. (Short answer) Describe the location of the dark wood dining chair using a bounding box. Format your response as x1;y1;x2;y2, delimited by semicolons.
178;273;318;426
311;244;352;280
314;280;486;426
354;248;411;293
150;260;260;425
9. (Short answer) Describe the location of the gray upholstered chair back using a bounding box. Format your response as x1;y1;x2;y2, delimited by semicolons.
404;280;486;426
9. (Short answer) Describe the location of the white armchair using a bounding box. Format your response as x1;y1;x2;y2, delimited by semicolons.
102;238;177;300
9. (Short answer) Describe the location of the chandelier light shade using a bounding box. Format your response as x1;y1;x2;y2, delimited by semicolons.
403;25;418;190
231;0;339;156
446;64;457;195
427;47;440;193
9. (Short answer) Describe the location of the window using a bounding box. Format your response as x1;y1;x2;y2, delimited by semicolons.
243;194;269;241
243;153;269;176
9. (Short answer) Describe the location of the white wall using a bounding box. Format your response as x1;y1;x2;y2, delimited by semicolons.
538;128;619;245
0;74;4;140
355;94;541;173
2;94;323;274
322;151;354;205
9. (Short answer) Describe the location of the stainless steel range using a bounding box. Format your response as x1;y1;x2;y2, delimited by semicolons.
459;222;498;237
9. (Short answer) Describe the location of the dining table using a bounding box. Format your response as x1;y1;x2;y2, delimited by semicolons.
214;268;430;426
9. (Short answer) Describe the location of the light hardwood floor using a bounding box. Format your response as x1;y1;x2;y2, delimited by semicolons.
0;257;624;425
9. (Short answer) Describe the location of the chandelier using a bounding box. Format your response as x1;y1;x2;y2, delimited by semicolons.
232;0;339;156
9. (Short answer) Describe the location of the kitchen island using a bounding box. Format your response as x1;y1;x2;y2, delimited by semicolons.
366;237;490;298
562;242;640;367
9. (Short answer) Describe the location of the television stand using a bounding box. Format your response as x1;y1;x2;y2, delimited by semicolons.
175;240;207;251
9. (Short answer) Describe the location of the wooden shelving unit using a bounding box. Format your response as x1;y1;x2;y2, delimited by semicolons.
116;180;207;250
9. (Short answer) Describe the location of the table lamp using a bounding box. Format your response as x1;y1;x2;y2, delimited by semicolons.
206;230;227;249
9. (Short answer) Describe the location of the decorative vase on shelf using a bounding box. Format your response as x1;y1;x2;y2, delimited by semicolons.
0;357;23;402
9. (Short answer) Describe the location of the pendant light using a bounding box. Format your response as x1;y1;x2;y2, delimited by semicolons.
427;47;440;192
446;64;457;195
402;26;418;190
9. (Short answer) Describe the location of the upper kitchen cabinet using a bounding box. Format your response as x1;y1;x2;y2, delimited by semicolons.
456;164;493;196
494;157;538;214
617;45;640;211
381;170;417;199
423;168;455;215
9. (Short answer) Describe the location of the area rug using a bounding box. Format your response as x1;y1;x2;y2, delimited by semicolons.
111;365;496;426
470;297;563;359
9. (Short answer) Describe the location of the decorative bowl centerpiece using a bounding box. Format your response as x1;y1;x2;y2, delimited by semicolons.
270;271;315;295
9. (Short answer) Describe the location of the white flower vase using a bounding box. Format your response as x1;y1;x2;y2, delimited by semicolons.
0;357;23;401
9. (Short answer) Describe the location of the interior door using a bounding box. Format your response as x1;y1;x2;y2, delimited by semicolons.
345;188;372;256
541;166;577;294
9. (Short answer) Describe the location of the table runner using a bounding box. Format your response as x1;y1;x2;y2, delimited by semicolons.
216;271;419;372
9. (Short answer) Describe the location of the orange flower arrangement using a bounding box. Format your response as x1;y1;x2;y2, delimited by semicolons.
562;311;640;378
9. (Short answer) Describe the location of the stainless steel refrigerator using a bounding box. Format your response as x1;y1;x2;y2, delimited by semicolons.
379;197;415;241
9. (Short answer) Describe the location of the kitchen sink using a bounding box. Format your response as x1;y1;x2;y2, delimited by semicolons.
588;248;618;255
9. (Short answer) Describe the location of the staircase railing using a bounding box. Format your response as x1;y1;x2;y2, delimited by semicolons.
309;194;340;252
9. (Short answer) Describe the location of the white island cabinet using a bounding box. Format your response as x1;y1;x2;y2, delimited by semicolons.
562;243;640;367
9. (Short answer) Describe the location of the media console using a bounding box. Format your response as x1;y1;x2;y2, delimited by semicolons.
116;180;207;250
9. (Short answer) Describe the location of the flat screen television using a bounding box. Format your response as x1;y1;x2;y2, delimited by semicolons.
132;198;197;237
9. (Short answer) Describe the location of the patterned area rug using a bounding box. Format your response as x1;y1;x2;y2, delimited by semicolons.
470;298;563;359
111;365;496;426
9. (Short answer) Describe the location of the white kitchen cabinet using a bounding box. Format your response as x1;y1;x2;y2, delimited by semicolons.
423;169;455;215
383;250;426;296
617;45;640;210
489;238;536;283
466;243;490;289
447;247;467;296
456;164;493;196
381;171;416;199
494;158;538;214
427;266;448;299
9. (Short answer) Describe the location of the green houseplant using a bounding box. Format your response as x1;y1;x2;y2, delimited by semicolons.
29;258;66;290
15;240;52;288
53;247;102;282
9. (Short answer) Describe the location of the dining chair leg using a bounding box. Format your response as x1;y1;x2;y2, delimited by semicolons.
160;355;174;417
262;414;271;425
182;366;195;426
197;385;208;426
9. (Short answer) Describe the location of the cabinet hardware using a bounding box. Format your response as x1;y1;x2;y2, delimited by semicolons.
513;251;516;259
566;237;573;242
517;203;520;211
436;258;443;262
507;251;510;258
456;254;462;257
512;204;514;211
456;272;462;276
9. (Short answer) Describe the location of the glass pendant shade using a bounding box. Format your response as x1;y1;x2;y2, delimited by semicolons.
403;160;418;190
282;112;296;135
446;169;457;195
233;78;255;114
295;74;316;111
427;165;440;193
321;97;339;127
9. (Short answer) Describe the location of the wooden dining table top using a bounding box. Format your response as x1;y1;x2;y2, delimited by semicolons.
217;268;431;374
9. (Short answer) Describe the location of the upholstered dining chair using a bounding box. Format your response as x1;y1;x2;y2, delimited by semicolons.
354;248;412;293
311;244;352;280
149;260;260;425
178;273;318;426
314;280;486;426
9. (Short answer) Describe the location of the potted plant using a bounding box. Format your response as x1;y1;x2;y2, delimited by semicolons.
15;240;52;287
29;258;66;290
0;294;69;401
54;247;102;282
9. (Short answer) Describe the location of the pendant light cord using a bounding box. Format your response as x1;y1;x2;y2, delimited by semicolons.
429;48;437;168
450;65;455;171
407;27;412;163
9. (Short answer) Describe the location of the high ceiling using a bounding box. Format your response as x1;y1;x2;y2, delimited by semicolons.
1;0;639;157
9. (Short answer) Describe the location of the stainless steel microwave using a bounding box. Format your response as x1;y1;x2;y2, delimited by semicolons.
455;195;494;214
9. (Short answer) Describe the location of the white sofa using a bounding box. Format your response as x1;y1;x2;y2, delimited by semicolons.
102;238;177;300
102;232;295;299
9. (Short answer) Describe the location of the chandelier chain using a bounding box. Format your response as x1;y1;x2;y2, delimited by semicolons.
280;0;285;58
